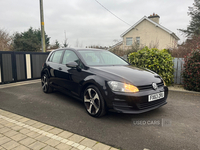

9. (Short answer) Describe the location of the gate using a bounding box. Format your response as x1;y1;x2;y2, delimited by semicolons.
0;51;49;84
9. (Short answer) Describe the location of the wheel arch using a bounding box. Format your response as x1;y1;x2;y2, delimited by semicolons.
41;69;50;78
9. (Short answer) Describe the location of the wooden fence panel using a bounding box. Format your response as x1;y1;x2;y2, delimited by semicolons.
173;58;184;84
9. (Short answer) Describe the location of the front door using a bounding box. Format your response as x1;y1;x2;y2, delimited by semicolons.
59;50;82;96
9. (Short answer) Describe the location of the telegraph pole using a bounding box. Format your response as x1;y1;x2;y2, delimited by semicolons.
40;0;46;52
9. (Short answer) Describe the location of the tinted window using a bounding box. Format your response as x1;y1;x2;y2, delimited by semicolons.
51;50;63;63
62;50;79;64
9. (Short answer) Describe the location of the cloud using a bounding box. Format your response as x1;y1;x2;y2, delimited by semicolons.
0;0;193;47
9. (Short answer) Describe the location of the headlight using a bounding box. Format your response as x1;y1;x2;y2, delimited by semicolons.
108;81;139;93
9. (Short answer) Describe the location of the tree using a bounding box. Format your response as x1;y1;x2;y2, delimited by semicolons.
55;40;60;48
170;35;200;57
13;27;50;51
63;40;68;48
0;28;12;51
179;0;200;37
182;49;200;91
63;30;68;48
87;45;109;50
50;40;60;49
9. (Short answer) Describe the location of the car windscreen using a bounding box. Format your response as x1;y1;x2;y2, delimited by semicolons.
78;50;128;66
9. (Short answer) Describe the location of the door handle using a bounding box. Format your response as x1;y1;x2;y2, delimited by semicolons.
58;67;62;70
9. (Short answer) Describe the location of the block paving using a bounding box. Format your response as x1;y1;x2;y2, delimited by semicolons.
0;109;119;150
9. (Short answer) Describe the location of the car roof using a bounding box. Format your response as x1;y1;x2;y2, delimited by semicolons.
52;48;107;52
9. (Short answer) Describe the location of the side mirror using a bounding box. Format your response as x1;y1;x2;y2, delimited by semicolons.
66;62;78;68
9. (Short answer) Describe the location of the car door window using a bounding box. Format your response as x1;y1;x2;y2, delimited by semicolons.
51;50;63;63
48;52;55;62
62;50;79;64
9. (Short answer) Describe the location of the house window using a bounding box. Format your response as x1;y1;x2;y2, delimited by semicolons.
136;37;140;45
126;37;132;46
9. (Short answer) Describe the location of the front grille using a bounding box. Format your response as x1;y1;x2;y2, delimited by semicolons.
138;85;152;90
138;82;164;91
136;99;166;110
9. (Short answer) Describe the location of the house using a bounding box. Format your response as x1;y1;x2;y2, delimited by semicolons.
110;14;180;50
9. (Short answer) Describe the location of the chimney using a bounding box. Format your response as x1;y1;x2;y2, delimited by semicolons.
148;13;160;24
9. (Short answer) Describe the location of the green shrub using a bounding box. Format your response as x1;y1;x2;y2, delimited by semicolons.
182;49;200;91
128;47;174;85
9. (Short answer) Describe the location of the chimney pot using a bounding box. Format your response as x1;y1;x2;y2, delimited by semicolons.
148;13;160;24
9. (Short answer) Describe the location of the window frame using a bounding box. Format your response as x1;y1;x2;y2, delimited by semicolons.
126;37;133;46
48;52;55;62
136;37;140;45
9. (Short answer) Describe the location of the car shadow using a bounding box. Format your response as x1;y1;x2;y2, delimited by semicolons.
52;90;166;121
104;108;165;122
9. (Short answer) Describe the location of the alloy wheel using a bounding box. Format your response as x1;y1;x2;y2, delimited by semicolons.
84;88;100;115
41;75;48;92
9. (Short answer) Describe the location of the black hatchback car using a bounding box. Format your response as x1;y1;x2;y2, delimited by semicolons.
41;48;168;117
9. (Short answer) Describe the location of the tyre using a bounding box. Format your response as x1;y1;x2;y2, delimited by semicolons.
83;85;106;117
41;74;53;93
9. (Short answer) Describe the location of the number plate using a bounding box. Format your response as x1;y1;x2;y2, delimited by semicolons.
148;92;164;102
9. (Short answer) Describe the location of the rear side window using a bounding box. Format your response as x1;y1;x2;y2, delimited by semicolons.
48;52;55;62
50;50;63;63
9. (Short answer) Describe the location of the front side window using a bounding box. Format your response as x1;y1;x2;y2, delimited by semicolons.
62;50;79;64
126;37;133;46
51;50;63;63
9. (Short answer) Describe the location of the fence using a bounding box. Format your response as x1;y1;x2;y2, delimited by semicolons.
0;51;49;84
173;58;184;84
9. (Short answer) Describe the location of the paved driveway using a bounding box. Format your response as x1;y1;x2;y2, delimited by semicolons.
0;81;200;150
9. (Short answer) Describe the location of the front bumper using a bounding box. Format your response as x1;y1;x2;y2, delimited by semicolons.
107;86;168;114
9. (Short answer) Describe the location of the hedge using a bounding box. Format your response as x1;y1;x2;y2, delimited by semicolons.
128;47;174;85
182;49;200;91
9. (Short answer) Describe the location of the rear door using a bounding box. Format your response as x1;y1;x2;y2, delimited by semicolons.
46;50;64;88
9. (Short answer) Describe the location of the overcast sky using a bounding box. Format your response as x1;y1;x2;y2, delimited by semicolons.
0;0;193;48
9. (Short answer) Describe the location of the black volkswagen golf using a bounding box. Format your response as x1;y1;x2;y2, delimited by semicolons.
41;48;168;117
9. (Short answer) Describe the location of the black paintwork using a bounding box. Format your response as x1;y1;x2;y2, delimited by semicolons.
41;48;168;113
